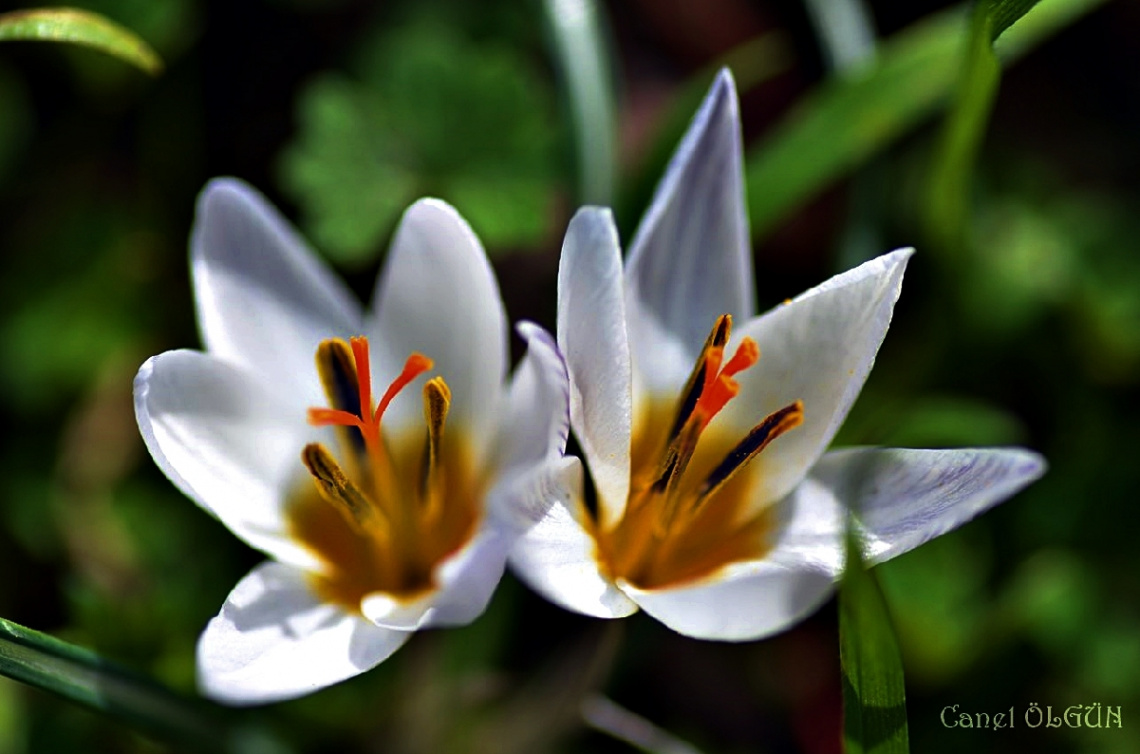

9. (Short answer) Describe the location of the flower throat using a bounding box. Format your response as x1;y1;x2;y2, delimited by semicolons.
287;336;480;611
596;315;804;589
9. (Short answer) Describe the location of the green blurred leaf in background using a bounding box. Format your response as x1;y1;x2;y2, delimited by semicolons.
744;0;1109;244
280;21;559;265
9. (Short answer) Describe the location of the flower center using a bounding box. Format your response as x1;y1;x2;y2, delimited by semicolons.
286;336;481;612
595;315;804;589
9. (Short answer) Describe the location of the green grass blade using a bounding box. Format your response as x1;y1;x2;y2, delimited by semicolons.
924;1;1047;255
540;0;615;205
988;0;1045;40
923;3;1003;255
0;7;162;76
840;526;909;754
745;0;1107;242
0;617;285;753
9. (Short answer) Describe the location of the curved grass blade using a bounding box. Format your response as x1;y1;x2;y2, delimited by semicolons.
924;0;1042;254
540;0;615;205
0;8;162;76
988;0;1047;40
0;617;286;753
840;524;909;754
745;0;1108;242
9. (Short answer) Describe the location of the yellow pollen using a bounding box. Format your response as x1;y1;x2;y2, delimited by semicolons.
287;336;481;613
594;314;804;589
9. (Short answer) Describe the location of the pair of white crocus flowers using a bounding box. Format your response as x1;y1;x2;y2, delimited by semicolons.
135;71;1044;705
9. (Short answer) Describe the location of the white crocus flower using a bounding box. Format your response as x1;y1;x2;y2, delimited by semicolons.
135;179;570;704
509;70;1045;641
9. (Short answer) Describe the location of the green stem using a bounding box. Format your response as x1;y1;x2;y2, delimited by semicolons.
0;617;287;754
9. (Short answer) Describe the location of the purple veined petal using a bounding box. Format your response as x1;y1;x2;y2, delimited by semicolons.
558;206;633;526
810;446;1046;564
485;321;577;532
134;349;324;570
510;492;640;619
718;248;913;507
198;562;410;705
617;476;844;641
192;178;363;408
625;69;754;395
492;321;571;479
369;198;508;461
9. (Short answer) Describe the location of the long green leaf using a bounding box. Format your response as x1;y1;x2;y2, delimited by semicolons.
988;0;1045;40
840;526;909;754
0;617;285;753
540;0;615;205
0;8;162;76
924;0;1043;254
923;5;1002;254
745;0;1107;242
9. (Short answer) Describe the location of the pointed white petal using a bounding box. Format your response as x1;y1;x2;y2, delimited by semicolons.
619;477;843;641
371;199;507;452
421;524;511;627
811;446;1046;564
192;178;362;407
625;69;754;394
509;492;638;619
558;207;632;524
198;562;409;705
723;249;913;505
134;350;322;570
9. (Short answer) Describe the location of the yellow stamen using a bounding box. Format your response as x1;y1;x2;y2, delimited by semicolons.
301;442;383;531
692;400;804;508
421;377;452;523
288;335;483;613
596;314;805;590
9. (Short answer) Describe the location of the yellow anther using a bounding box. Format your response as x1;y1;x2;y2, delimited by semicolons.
301;443;382;531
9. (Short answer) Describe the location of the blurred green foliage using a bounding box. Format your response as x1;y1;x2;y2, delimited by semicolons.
0;0;1139;752
279;19;559;264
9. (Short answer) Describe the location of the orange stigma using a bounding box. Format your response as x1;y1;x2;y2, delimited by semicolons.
308;336;433;446
694;335;759;428
596;314;804;590
290;336;482;610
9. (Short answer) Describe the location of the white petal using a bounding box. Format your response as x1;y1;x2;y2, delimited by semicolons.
198;562;409;705
192;178;362;407
421;524;511;627
361;591;436;630
625;69;754;394
558;207;632;525
361;524;510;630
492;321;571;480
371;199;507;454
509;493;638;619
810;446;1046;564
489;451;584;540
619;477;844;641
723;249;913;504
134;350;321;570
